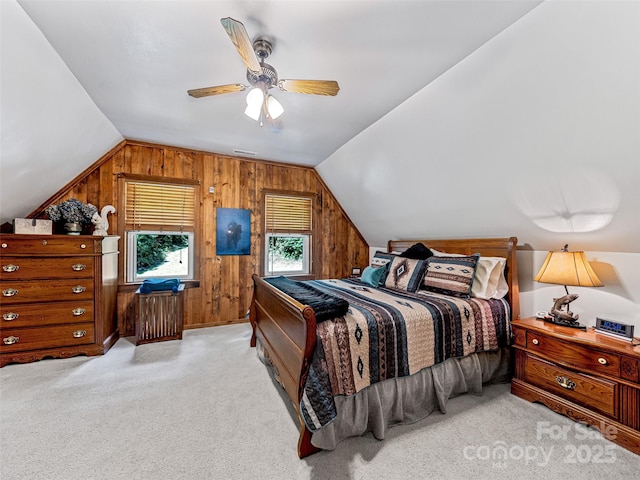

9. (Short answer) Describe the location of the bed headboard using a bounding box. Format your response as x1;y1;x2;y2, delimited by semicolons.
388;237;519;321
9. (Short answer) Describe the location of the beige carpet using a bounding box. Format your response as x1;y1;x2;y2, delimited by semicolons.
1;323;638;480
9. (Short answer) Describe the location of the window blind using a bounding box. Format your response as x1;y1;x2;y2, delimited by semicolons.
265;194;312;233
125;181;196;231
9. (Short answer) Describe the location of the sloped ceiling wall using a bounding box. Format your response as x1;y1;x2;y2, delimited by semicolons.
0;0;122;223
317;0;640;254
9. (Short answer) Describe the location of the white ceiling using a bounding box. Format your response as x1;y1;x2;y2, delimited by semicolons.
15;0;541;166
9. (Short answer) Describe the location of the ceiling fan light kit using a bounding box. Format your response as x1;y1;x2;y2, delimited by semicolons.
188;17;339;129
244;85;264;121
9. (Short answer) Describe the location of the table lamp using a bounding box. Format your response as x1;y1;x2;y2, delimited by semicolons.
534;244;603;330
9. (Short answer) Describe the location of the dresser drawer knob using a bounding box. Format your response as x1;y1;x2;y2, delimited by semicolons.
72;330;87;338
555;375;576;390
531;338;539;345
2;312;19;321
1;243;7;248
80;244;86;249
72;263;87;271
72;308;87;316
598;357;608;365
71;285;87;294
3;335;19;345
2;264;19;273
2;288;18;297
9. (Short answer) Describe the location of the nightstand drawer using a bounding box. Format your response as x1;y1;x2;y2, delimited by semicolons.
524;354;617;418
526;331;620;377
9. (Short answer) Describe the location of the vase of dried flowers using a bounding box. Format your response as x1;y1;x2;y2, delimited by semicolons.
45;199;98;235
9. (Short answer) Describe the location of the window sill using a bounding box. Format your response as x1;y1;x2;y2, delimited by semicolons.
118;279;200;293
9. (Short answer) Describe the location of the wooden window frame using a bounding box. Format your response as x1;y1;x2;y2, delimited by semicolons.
261;189;319;278
117;173;201;286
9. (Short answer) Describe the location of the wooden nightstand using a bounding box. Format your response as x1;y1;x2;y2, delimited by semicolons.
511;317;640;455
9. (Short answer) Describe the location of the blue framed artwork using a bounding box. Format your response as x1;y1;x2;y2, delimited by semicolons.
216;208;251;255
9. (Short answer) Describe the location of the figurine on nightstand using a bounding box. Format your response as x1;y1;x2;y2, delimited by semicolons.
548;293;586;330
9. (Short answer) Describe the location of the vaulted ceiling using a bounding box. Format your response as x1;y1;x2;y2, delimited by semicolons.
14;0;541;165
1;0;540;221
1;0;638;254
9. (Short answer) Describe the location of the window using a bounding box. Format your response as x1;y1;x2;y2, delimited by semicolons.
264;193;313;276
119;175;199;283
126;231;194;282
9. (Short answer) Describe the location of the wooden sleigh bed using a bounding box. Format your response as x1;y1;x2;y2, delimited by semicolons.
250;237;519;458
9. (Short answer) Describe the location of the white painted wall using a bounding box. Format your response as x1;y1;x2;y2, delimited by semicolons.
0;0;122;224
323;0;640;329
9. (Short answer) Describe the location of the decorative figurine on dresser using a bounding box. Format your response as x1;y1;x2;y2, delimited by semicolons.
0;234;119;367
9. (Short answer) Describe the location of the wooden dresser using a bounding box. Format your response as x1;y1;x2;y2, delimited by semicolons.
511;317;640;455
0;234;119;367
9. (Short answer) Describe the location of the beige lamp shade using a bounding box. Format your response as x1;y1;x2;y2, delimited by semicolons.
534;251;603;287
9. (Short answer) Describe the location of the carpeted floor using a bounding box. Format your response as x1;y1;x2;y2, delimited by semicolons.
1;323;638;480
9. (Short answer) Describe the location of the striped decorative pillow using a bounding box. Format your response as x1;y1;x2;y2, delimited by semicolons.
371;250;396;268
422;254;480;298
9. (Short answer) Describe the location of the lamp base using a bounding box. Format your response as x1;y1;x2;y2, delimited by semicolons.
543;315;587;331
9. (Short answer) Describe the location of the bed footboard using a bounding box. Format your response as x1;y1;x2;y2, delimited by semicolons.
250;274;320;458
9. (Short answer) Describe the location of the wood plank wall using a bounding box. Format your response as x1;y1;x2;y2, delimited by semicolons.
30;140;369;335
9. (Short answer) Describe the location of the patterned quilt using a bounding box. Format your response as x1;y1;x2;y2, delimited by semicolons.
297;278;511;432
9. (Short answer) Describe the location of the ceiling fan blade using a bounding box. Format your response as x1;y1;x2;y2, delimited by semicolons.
220;17;262;74
278;79;340;96
187;84;246;98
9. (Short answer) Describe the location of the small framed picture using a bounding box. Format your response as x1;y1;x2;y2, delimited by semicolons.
351;267;361;276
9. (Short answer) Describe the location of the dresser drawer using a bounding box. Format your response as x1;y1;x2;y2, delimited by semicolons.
0;300;94;327
526;331;620;377
1;279;94;304
524;354;617;418
1;322;95;353
0;257;94;280
0;236;99;255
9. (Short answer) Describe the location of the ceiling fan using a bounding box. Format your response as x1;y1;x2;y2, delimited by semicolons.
188;17;340;129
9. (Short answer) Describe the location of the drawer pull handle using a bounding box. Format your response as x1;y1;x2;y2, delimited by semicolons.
80;244;86;249
3;335;19;345
555;375;576;390
2;264;19;273
72;263;87;271
598;357;608;365
531;338;539;345
2;312;19;321
2;288;18;297
73;330;86;338
72;308;87;316
1;243;7;248
71;286;86;294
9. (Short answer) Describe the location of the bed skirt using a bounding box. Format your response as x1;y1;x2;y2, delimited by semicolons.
256;340;511;451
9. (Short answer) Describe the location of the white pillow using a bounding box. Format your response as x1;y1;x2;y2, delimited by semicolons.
430;248;508;299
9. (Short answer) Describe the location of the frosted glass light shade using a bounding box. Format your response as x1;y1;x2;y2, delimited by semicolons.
244;87;264;120
244;102;261;121
267;95;284;119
